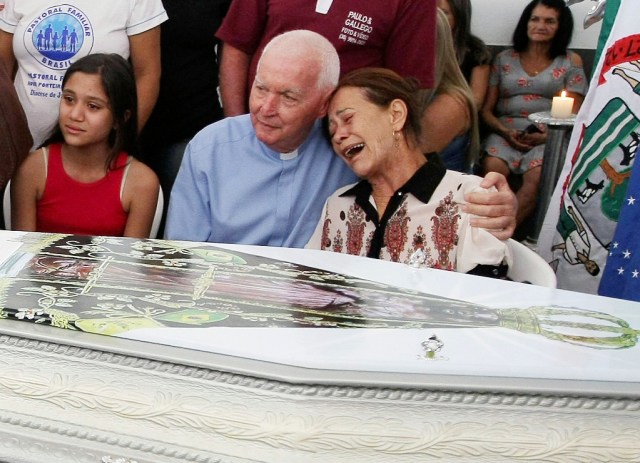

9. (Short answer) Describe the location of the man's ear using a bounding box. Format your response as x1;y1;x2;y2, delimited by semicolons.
389;98;408;130
317;92;332;118
123;109;131;123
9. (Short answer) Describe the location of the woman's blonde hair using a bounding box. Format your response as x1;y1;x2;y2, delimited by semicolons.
426;9;480;169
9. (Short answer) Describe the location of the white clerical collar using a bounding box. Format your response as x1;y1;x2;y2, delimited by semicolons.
315;0;333;14
279;149;299;160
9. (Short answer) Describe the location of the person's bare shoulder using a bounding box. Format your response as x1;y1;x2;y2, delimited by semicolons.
127;158;159;193
15;148;46;181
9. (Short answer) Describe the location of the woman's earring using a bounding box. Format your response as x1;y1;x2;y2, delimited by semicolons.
393;129;401;149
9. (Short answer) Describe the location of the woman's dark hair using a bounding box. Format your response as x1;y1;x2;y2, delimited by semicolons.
40;53;138;169
332;67;424;148
512;0;574;58
444;0;491;68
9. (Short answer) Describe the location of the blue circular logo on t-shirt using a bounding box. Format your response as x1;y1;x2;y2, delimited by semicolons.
25;5;94;70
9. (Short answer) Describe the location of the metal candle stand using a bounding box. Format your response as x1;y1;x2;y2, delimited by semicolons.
524;111;576;250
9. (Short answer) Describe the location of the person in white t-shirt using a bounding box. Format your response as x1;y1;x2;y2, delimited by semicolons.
0;0;167;148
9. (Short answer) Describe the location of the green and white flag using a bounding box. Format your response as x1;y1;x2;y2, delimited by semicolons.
538;0;640;294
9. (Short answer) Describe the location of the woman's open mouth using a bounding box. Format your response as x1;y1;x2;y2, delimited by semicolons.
344;143;365;159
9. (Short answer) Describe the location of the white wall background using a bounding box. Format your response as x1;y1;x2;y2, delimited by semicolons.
472;0;602;49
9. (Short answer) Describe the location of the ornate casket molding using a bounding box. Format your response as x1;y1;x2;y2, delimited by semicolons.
1;327;639;463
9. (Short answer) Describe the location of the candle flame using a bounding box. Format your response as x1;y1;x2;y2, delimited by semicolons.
561;90;567;98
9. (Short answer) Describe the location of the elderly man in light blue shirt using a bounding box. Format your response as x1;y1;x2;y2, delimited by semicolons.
165;30;356;247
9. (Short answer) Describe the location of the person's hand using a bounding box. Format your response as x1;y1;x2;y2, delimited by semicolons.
463;172;517;240
503;128;534;152
0;4;4;11
518;125;547;147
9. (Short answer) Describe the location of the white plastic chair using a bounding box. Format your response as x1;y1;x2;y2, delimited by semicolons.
3;180;164;239
506;238;557;288
2;181;10;230
149;187;164;238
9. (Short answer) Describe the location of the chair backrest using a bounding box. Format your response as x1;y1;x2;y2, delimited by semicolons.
3;180;11;230
506;238;557;288
150;186;164;239
4;180;164;239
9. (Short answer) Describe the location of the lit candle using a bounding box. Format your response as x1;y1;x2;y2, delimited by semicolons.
550;90;574;119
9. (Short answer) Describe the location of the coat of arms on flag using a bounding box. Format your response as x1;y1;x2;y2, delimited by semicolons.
540;0;640;299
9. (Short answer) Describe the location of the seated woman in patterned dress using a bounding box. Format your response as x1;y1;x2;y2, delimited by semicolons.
306;67;511;277
480;0;587;225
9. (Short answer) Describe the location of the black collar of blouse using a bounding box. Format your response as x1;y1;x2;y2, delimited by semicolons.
339;152;446;207
339;152;446;258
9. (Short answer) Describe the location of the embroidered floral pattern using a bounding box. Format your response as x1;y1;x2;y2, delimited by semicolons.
384;200;411;262
332;230;344;254
408;225;435;267
430;192;460;270
307;169;511;271
345;204;367;255
412;225;427;251
320;217;332;250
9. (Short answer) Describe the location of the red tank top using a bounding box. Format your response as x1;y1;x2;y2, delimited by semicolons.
36;143;129;236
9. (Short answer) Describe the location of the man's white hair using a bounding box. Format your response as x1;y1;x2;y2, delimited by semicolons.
258;29;340;91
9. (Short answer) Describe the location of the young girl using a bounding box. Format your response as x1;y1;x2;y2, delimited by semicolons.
11;53;160;238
